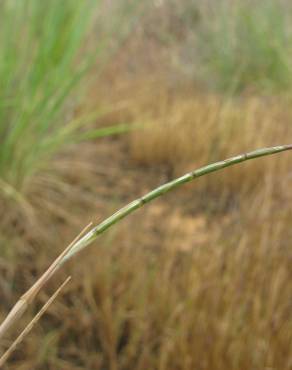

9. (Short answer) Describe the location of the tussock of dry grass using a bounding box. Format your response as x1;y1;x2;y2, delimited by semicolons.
129;82;292;197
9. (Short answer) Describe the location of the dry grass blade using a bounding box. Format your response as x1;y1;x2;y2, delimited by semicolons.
0;277;71;368
0;223;92;341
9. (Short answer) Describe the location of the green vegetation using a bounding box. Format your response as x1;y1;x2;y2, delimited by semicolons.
0;0;134;198
0;0;94;190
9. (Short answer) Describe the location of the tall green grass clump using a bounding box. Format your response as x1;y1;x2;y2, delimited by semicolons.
198;0;292;93
0;0;98;194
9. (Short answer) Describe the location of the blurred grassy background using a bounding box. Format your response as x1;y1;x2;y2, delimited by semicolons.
0;0;291;369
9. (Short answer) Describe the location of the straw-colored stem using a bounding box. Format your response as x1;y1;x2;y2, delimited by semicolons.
0;277;71;368
62;144;292;262
0;224;92;341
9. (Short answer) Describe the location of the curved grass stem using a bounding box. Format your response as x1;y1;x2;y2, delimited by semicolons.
62;144;292;263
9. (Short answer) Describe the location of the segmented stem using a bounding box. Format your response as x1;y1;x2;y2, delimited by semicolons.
62;144;292;262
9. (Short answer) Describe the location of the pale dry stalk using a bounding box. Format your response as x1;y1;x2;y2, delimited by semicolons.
0;277;71;368
0;223;92;340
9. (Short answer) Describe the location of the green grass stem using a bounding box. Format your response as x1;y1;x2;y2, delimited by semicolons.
63;144;292;262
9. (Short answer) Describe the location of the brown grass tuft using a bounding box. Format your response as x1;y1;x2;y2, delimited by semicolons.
129;83;292;198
